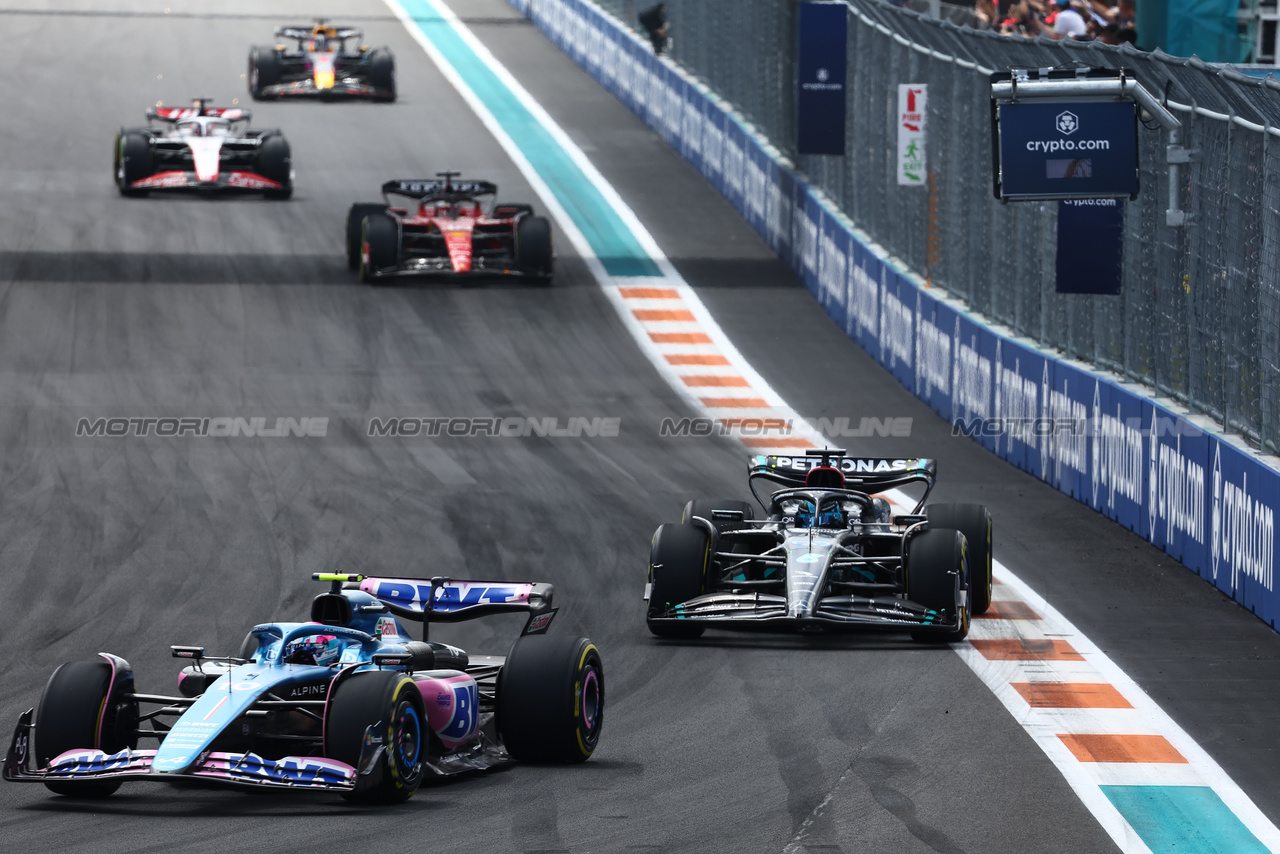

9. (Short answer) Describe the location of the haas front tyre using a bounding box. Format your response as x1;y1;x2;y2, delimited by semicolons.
324;670;427;803
115;131;151;196
257;135;292;199
905;528;971;643
646;522;709;638
35;657;139;797
497;634;603;763
927;503;992;615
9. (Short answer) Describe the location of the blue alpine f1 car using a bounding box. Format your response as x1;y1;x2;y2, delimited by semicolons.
3;573;603;802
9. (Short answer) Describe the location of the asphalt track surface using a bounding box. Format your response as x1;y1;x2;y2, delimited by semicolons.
1;1;1278;852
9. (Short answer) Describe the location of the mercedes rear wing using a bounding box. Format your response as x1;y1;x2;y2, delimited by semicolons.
748;451;936;510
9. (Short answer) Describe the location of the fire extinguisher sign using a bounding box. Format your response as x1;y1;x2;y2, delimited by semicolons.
897;84;927;186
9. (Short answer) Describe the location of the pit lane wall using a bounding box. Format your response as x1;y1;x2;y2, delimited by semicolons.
506;0;1279;632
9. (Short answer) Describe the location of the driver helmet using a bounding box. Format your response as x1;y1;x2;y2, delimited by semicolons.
282;634;342;666
176;120;202;137
796;497;844;528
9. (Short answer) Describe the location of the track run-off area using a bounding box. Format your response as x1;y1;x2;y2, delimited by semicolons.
1;1;1279;852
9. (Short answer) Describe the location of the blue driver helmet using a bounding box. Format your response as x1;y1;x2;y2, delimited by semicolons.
282;634;343;666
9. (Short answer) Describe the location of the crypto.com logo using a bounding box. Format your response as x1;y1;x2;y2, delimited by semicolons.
1056;111;1079;135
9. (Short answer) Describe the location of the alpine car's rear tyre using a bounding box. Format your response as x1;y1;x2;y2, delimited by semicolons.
496;634;603;763
368;48;396;101
115;131;150;196
905;528;970;643
646;522;709;638
324;670;426;803
516;215;553;282
360;213;399;284
249;46;282;99
35;658;138;797
257;135;292;199
682;499;755;534
927;503;992;615
346;204;387;270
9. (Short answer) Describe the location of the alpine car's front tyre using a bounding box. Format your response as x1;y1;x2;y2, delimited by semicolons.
346;204;387;270
516;215;553;283
496;634;603;763
905;528;970;643
115;131;150;196
646;522;709;638
926;503;992;615
258;135;292;199
324;670;426;803
369;48;396;101
248;46;282;99
35;658;138;797
360;213;399;284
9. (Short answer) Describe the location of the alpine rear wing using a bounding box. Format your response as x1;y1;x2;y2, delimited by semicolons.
748;452;936;508
313;573;554;624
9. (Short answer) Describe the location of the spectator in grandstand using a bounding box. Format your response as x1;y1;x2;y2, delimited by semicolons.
638;3;669;55
1051;0;1089;38
974;0;997;28
998;0;1049;37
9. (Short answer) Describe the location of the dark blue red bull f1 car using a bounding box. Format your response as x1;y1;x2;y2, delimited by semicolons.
3;573;603;802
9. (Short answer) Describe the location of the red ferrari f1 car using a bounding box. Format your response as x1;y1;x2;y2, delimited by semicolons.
346;174;554;283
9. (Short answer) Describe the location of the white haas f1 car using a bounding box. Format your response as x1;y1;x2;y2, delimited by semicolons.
250;21;395;101
347;173;554;283
4;573;603;802
114;99;292;198
645;449;993;641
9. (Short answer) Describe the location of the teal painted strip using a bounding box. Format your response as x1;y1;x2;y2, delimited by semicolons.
1101;786;1270;854
396;0;661;277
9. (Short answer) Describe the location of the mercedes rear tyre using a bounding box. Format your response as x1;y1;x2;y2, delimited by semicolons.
257;135;292;199
681;499;755;534
360;213;399;284
926;503;992;615
346;204;388;270
368;48;396;101
516;215;553;283
324;670;426;803
35;658;138;797
646;522;709;638
496;634;603;763
905;528;970;643
248;46;282;99
115;131;151;196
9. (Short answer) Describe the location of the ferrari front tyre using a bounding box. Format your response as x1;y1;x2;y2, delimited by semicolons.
249;46;282;99
926;503;992;615
905;528;970;643
324;670;426;803
496;634;603;763
516;215;553;282
257;135;292;199
35;658;138;797
115;131;150;196
346;204;388;270
646;522;708;638
681;498;755;534
368;48;396;101
360;213;399;284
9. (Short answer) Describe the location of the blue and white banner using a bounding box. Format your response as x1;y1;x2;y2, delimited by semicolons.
512;0;1279;633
